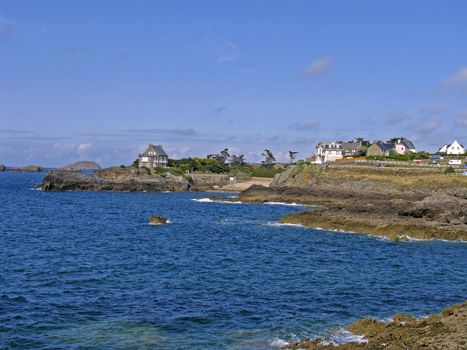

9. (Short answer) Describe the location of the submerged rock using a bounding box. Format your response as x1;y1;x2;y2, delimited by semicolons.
148;215;168;225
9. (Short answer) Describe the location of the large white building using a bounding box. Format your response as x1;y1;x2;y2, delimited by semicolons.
438;140;465;155
315;141;364;163
138;144;169;168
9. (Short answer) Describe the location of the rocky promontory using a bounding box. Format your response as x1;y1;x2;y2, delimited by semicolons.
9;165;43;172
39;167;232;192
234;163;467;241
59;160;102;171
0;164;5;171
288;300;466;350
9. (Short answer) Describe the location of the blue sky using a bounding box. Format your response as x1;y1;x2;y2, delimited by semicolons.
1;0;466;166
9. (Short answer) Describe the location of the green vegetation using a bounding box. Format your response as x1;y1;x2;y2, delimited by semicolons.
445;166;455;174
131;148;286;178
366;151;431;161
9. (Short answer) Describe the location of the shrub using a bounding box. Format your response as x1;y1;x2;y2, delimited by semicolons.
445;166;455;174
251;165;285;178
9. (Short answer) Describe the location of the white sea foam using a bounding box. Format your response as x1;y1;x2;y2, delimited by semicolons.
264;201;304;207
191;198;243;204
263;222;306;228
396;235;467;243
269;338;289;348
313;226;358;234
148;220;171;226
322;329;367;346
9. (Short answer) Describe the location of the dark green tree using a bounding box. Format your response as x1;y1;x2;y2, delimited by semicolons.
262;149;276;167
230;154;246;167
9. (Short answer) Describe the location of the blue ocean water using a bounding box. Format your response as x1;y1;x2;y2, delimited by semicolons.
1;172;466;349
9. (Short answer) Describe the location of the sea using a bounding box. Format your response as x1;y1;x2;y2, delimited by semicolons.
1;172;466;349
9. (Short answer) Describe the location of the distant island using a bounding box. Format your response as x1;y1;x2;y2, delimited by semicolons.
0;165;43;172
59;160;102;171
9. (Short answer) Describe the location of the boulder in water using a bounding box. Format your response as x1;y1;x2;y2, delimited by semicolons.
148;215;168;225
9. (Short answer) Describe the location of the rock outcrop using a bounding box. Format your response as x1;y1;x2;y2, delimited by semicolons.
148;215;168;225
289;301;467;350
59;161;102;171
233;164;467;241
39;167;233;192
0;164;5;172
40;167;192;192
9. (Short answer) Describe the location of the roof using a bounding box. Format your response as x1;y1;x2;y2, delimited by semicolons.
341;141;363;151
142;144;168;157
376;143;396;152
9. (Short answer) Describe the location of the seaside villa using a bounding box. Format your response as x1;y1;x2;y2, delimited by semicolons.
315;141;365;163
138;144;169;168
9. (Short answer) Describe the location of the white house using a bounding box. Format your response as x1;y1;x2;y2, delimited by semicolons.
392;137;417;155
138;144;169;168
315;141;364;163
438;140;464;155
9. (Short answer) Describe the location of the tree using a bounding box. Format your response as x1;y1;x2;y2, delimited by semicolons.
219;148;230;163
288;151;298;164
131;159;140;168
355;137;371;148
207;148;230;164
262;149;276;167
230;154;246;167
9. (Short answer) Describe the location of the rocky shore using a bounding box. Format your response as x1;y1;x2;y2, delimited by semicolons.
233;164;467;241
288;301;466;350
39;167;233;192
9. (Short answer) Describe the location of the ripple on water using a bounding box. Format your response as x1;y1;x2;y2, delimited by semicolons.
1;173;466;350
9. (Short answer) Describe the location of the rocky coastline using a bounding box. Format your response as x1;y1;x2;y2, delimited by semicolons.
287;301;466;350
230;164;467;242
39;167;232;192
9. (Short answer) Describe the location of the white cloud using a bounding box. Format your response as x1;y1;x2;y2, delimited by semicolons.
304;57;331;77
77;143;93;152
443;66;467;90
0;15;14;41
217;40;241;63
408;120;441;134
288;122;320;130
386;113;411;124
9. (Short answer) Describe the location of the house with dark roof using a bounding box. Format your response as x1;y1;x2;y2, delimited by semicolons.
315;140;365;163
366;142;396;156
438;140;464;155
390;137;417;154
138;144;169;168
